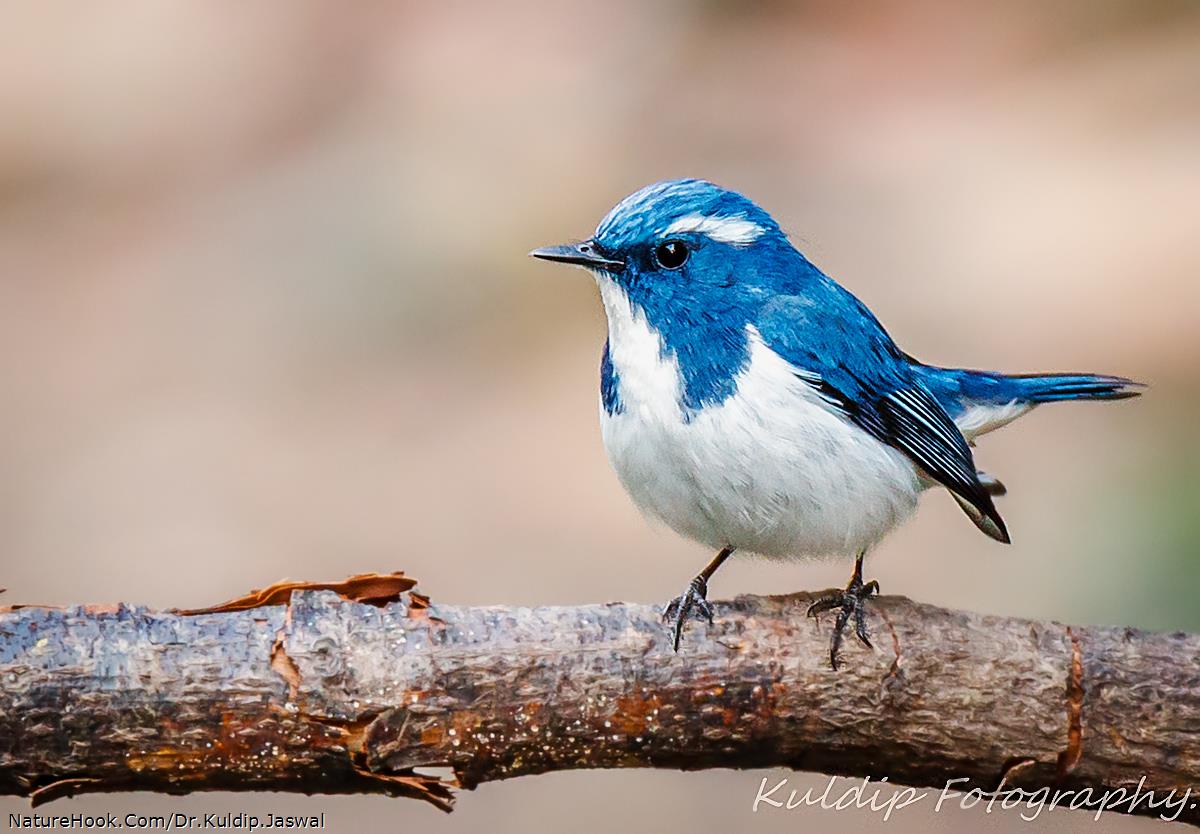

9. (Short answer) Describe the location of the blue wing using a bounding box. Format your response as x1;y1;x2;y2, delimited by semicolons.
756;290;1009;543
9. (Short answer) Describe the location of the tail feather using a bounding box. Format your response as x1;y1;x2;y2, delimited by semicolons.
909;364;1141;543
916;365;1145;410
976;470;1007;496
1001;373;1145;404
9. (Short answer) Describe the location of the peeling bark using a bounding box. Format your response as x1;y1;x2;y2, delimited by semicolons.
1;585;1199;824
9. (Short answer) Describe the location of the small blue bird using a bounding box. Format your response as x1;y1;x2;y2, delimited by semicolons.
531;179;1141;668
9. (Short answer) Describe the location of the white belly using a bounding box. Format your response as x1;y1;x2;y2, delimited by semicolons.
596;279;921;560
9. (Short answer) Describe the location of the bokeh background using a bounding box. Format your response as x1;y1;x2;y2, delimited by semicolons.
1;1;1197;831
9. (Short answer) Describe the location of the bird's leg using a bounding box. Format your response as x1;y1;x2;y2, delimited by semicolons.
662;547;734;652
806;551;880;670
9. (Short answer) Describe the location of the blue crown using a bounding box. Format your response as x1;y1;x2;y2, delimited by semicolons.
593;179;782;251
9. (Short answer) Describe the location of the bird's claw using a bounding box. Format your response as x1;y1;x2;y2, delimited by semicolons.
662;575;715;652
807;574;880;671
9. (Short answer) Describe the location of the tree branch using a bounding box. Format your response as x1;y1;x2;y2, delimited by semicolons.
2;576;1198;824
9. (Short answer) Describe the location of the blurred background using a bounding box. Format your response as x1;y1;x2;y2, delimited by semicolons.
1;0;1196;831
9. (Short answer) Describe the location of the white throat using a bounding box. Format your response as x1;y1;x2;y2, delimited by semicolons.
594;275;684;422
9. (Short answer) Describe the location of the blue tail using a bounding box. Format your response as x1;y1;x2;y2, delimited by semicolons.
910;365;1140;542
917;366;1144;410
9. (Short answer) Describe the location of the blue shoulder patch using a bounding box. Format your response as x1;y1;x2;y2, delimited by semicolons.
600;340;622;415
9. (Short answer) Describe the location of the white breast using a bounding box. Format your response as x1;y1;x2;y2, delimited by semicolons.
596;278;921;560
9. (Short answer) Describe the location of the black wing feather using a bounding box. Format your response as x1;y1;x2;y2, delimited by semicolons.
877;387;1009;542
795;373;1010;543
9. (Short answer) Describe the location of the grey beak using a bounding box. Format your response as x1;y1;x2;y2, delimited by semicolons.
529;240;624;272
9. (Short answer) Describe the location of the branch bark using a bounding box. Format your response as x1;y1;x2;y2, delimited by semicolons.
2;579;1198;824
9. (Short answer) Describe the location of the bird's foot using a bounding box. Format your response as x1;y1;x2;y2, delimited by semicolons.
662;575;714;652
807;572;880;671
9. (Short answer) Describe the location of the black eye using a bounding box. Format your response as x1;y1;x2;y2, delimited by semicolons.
653;239;689;270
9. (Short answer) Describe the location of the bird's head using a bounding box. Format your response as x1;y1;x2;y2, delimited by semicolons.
532;180;829;411
530;179;798;305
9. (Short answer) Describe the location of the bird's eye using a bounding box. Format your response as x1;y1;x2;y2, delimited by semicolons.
653;240;689;270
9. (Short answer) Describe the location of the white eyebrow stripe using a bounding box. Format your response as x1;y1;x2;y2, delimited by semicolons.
663;213;765;245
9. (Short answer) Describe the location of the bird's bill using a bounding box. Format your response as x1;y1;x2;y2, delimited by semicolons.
529;241;624;272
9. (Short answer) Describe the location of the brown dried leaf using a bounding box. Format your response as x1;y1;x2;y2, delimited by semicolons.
175;572;419;615
409;591;431;611
350;763;456;812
